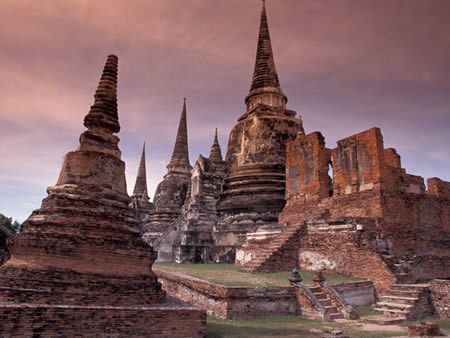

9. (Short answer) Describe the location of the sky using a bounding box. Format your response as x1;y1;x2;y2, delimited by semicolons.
1;0;449;222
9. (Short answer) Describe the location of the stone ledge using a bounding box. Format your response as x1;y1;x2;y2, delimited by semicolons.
154;269;376;320
0;297;206;337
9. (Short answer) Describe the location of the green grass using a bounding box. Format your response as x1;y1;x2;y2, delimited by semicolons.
153;263;362;288
355;306;377;318
206;313;405;337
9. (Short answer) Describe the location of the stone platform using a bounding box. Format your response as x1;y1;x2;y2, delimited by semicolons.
0;297;205;337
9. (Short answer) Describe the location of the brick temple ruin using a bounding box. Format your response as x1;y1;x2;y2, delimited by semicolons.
140;0;304;263
1;1;448;332
0;55;206;336
135;0;449;275
130;0;449;316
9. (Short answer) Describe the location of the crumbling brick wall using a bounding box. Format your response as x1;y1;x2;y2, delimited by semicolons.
278;127;450;290
429;279;450;319
286;132;330;201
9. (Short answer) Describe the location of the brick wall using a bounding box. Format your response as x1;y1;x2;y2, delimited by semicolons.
0;300;206;337
430;279;450;319
155;269;376;319
277;127;450;291
155;269;299;319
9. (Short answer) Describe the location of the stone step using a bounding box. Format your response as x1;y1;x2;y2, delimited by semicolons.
390;284;429;292
308;287;321;292
318;299;332;307
365;315;407;325
374;307;409;317
380;295;418;304
387;290;421;298
324;306;339;313
330;312;344;320
375;302;413;310
313;292;328;300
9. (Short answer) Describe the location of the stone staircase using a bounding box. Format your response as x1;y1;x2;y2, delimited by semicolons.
380;254;416;284
374;284;432;320
242;222;304;272
308;285;345;320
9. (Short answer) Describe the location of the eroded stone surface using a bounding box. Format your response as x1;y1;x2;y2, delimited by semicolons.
0;55;205;337
144;99;192;238
240;127;450;292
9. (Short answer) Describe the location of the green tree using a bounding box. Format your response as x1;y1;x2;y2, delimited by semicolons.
0;213;18;250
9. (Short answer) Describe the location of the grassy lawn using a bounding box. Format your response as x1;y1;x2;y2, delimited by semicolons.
153;263;362;288
206;314;405;338
207;312;450;337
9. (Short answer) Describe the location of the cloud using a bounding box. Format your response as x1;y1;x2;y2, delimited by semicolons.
1;0;449;221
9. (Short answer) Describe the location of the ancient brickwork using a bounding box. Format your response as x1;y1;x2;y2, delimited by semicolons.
133;1;307;263
430;279;450;319
297;224;396;291
144;99;192;238
155;269;374;320
408;322;442;337
0;300;206;337
156;269;299;320
130;143;153;227
241;127;449;291
0;55;206;336
332;127;385;196
215;0;304;247
240;222;305;272
154;133;228;263
218;105;303;230
245;0;286;110
374;284;434;319
286;132;330;201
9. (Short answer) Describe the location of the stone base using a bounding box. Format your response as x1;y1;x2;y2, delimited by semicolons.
408;322;442;337
0;297;206;337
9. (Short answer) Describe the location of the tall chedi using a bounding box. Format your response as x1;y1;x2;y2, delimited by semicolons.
130;142;153;225
144;98;192;239
217;0;304;236
0;56;205;336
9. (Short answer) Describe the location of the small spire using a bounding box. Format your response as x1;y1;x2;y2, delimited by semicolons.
245;1;286;109
132;142;148;196
84;55;120;134
209;128;223;163
250;1;280;92
169;98;190;166
213;128;219;146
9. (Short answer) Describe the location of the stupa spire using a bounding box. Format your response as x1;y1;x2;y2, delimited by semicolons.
57;54;127;194
245;0;287;110
84;54;120;134
209;128;223;163
168;98;190;168
132;142;148;196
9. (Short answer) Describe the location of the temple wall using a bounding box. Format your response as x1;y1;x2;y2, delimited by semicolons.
0;302;206;337
277;127;450;289
430;279;450;319
155;269;376;320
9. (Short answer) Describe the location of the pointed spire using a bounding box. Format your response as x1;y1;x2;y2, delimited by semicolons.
133;142;148;196
168;98;190;168
209;128;223;163
84;55;120;134
245;1;287;110
57;55;127;194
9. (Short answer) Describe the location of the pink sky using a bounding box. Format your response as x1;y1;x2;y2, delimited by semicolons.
1;0;449;221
